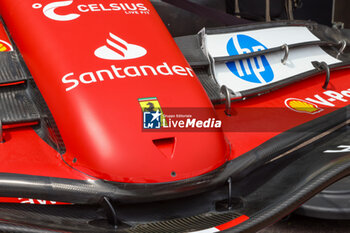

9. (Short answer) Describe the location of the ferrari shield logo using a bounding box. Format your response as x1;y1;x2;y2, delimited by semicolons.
139;97;167;128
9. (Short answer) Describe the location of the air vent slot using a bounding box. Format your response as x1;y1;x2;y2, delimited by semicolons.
153;137;176;159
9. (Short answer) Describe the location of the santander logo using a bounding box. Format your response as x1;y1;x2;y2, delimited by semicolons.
61;31;194;91
94;33;147;60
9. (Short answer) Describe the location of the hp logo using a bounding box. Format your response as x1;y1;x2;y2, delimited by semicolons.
226;35;274;84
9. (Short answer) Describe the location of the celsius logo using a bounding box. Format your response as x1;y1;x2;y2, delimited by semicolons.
32;1;150;22
95;33;147;60
32;1;80;21
226;35;274;84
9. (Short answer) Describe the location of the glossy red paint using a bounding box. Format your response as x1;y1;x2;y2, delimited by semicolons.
216;215;249;231
1;0;349;185
0;127;89;180
0;0;229;183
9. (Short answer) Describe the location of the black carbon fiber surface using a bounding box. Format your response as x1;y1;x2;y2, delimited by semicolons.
225;124;350;233
0;86;40;124
0;19;66;153
0;52;27;85
0;203;243;233
0;221;61;233
174;35;209;67
194;68;223;103
0;123;348;233
128;212;240;233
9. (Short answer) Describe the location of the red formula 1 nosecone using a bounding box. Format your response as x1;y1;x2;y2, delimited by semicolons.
0;0;229;183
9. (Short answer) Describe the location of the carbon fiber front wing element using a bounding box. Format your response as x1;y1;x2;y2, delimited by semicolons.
0;122;348;232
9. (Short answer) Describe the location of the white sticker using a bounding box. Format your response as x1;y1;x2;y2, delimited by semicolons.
324;145;350;153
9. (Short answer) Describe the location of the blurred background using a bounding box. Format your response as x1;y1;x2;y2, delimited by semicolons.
151;0;350;37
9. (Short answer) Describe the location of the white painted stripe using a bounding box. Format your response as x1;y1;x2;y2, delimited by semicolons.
189;227;219;233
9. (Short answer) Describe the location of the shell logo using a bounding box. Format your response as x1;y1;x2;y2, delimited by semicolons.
0;40;13;52
285;98;323;114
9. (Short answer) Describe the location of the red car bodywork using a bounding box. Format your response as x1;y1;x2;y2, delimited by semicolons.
0;0;229;183
0;0;350;187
